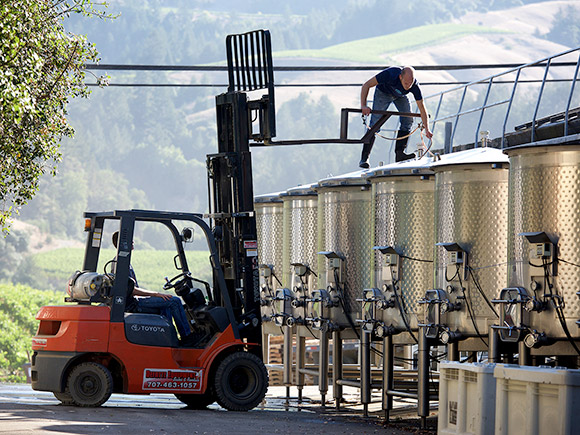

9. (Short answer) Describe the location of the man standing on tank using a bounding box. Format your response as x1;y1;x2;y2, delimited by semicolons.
359;66;433;168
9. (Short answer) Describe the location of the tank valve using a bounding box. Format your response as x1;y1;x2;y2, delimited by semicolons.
524;297;546;313
291;299;305;308
439;329;462;344
440;300;461;314
524;330;549;348
374;322;396;338
286;317;296;327
377;298;396;310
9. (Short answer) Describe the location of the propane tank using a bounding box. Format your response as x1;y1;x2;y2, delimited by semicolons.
67;271;112;301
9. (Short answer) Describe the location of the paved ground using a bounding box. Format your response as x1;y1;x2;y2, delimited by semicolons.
0;384;437;434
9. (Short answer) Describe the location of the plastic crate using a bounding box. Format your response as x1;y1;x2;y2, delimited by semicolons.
438;361;497;435
494;364;580;435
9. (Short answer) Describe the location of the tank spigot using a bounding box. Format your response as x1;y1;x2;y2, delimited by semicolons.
374;322;396;338
439;328;462;344
524;330;549;348
440;300;461;314
291;299;304;308
524;297;546;313
377;298;396;310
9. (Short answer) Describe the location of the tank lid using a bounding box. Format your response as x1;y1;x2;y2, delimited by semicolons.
365;156;435;178
316;169;370;187
282;182;318;197
254;191;284;203
430;147;509;169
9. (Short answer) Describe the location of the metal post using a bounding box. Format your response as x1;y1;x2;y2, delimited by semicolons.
361;329;371;416
283;325;293;401
518;341;530;366
531;58;552;143
332;330;343;409
418;326;430;429
262;332;270;362
448;342;459;361
444;121;453;155
340;109;349;140
295;328;305;403
318;329;329;406
489;328;500;363
382;335;394;421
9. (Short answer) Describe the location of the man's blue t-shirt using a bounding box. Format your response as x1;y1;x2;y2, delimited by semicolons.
376;67;423;101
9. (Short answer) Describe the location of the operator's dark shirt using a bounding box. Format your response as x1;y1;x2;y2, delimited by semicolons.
376;66;423;101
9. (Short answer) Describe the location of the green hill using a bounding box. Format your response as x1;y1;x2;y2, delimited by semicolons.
274;23;507;63
16;248;213;292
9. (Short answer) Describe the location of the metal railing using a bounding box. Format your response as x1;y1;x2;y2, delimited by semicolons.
421;46;580;150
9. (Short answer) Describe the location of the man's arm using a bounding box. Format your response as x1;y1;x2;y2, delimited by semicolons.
361;76;378;116
133;286;173;301
416;99;433;139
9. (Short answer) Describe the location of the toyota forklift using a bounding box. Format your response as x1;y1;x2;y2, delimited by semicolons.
30;30;276;410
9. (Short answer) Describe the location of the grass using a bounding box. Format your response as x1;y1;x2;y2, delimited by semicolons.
27;248;213;293
274;23;508;63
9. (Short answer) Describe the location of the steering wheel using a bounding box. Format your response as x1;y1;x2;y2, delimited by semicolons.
163;272;192;290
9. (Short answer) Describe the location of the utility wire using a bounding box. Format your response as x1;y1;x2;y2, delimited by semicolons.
85;78;579;88
83;62;579;72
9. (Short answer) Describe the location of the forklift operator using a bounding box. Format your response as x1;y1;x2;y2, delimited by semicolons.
112;231;196;347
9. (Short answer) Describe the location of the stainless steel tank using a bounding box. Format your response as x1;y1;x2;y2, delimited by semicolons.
499;144;580;349
428;148;509;347
255;191;285;335
364;160;435;343
280;183;319;328
314;170;373;334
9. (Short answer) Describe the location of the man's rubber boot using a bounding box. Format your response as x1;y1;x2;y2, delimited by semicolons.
395;130;415;162
359;136;375;169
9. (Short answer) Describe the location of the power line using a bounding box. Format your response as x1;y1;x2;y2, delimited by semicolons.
84;62;578;72
85;78;579;88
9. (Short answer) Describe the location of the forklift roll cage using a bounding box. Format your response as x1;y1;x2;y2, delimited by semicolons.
82;209;242;339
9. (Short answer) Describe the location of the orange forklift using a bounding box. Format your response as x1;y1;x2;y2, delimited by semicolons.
30;30;277;410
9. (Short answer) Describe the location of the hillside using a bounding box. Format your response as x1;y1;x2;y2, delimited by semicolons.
2;0;580;290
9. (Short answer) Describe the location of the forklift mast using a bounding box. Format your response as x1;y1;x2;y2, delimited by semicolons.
207;30;276;345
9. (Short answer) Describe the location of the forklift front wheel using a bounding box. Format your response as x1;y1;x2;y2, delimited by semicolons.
214;352;268;412
175;392;216;409
53;390;75;406
67;362;113;407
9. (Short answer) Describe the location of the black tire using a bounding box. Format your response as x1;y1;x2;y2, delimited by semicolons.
214;352;268;411
53;390;75;405
67;362;113;407
175;392;216;409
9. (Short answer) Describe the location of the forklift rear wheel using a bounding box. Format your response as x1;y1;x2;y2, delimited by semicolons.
67;362;113;407
214;352;268;411
53;390;75;406
175;392;216;409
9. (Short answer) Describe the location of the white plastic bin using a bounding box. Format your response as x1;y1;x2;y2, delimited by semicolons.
494;364;580;435
438;361;497;435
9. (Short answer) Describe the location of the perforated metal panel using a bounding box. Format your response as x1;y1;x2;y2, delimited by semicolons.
317;186;373;325
372;176;435;332
255;200;285;334
282;195;318;321
506;145;580;338
434;164;509;336
255;202;285;275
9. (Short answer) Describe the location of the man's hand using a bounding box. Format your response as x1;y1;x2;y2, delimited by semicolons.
361;105;371;116
424;127;433;139
156;292;173;301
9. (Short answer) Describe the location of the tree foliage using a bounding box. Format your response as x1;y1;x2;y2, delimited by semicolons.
0;284;63;382
0;0;113;231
